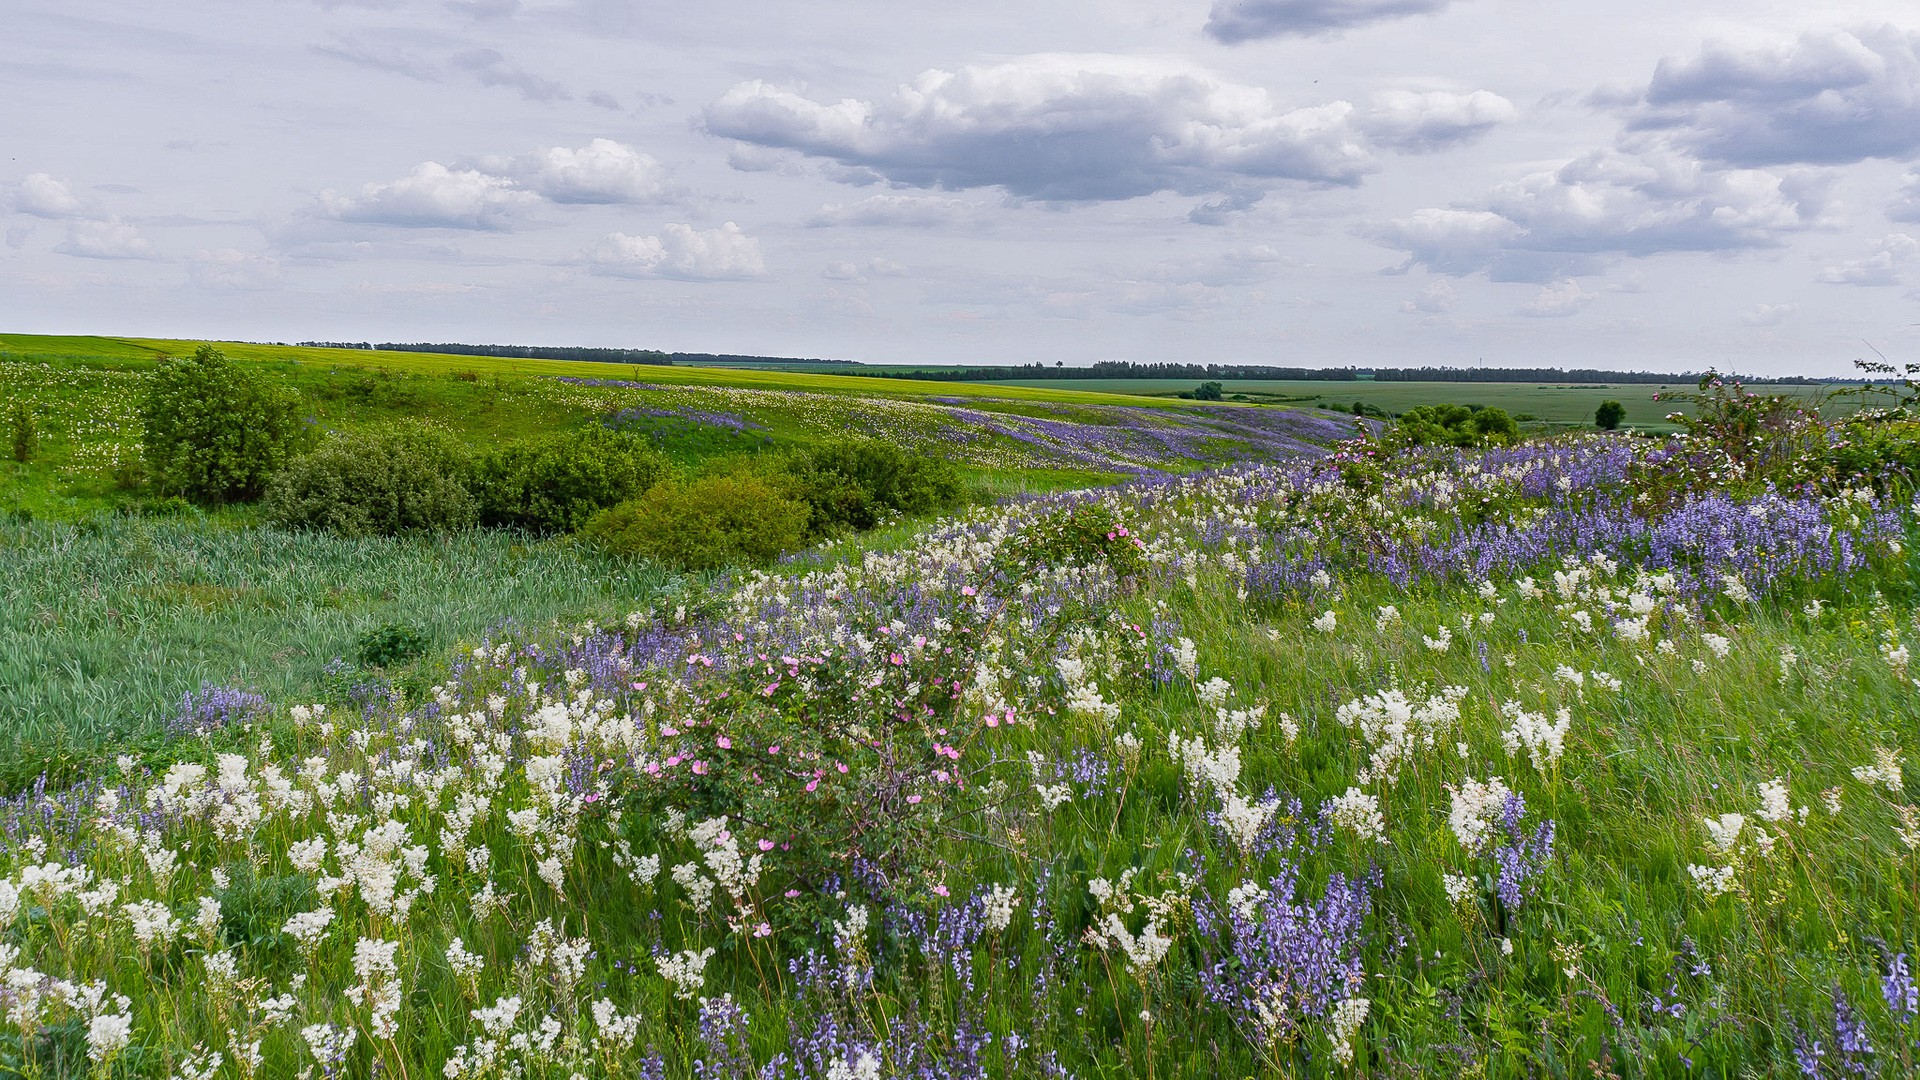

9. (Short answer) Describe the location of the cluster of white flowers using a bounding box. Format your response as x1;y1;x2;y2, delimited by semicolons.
1328;996;1370;1067
1853;747;1904;794
1328;787;1385;843
1447;776;1515;853
657;947;716;1000
1335;685;1467;786
1084;870;1183;975
1499;701;1572;772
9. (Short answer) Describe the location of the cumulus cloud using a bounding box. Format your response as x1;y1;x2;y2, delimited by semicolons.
54;219;158;260
1628;27;1920;167
318;162;541;229
5;225;31;249
1739;302;1798;326
1204;0;1460;43
805;194;983;228
476;139;678;204
586;222;767;281
1516;278;1593;317
1365;136;1824;281
704;54;1391;202
1359;90;1515;153
187;248;284;289
1399;280;1457;314
1817;233;1918;286
13;173;90;219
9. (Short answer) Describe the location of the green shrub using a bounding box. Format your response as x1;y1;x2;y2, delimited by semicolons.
1387;403;1520;449
9;402;35;463
780;437;965;535
473;427;669;534
356;622;431;668
264;424;476;537
1595;399;1626;430
583;474;809;571
141;345;306;504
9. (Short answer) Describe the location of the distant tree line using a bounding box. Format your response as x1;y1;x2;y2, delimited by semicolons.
298;341;673;365
881;361;1366;382
669;353;856;367
869;361;1848;385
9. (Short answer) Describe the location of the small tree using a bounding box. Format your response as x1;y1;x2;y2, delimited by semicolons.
9;403;36;463
141;345;306;504
1595;399;1626;430
1193;381;1225;401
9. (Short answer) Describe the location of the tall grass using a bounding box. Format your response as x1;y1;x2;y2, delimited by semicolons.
0;515;684;768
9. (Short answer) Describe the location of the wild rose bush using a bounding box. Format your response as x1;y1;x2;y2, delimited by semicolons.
0;431;1916;1077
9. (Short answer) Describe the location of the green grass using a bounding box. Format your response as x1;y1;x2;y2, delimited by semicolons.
0;435;1913;1078
0;514;686;782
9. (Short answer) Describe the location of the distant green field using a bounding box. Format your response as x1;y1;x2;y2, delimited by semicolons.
983;377;1847;430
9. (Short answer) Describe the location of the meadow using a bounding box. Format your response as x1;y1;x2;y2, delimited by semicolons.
0;334;1353;781
0;335;1916;1078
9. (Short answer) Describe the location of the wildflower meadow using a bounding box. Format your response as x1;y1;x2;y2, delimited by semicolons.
2;363;1919;1078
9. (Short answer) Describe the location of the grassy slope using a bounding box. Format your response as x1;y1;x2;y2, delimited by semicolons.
0;441;1911;1078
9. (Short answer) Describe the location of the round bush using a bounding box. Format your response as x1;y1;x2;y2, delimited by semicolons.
583;475;809;571
780;437;965;535
473;427;669;534
141;345;306;505
264;425;476;537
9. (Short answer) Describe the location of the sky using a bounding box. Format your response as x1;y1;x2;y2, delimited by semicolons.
5;1;1920;375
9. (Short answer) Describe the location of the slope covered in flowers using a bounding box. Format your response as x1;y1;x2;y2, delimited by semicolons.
2;432;1917;1078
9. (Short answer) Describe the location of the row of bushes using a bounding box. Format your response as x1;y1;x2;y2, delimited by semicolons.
265;423;966;569
137;345;968;569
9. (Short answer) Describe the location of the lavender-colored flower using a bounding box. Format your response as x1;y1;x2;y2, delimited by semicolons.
1884;952;1917;1022
167;682;268;737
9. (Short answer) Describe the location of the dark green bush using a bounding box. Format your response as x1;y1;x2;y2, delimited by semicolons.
583;474;809;571
141;345;306;504
780;437;965;535
263;425;477;537
1388;403;1520;449
1595;399;1626;430
473;427;669;534
356;623;431;668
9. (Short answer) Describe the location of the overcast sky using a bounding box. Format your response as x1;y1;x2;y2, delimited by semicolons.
6;1;1920;374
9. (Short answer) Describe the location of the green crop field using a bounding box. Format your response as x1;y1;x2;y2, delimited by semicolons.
984;377;1842;431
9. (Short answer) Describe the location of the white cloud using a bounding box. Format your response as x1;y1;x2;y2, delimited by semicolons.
1205;0;1461;43
318;162;540;230
1739;302;1797;326
1817;233;1918;286
821;258;907;281
13;173;90;219
4;225;31;249
187;248;283;289
1366;136;1824;281
1628;27;1920;167
1891;173;1920;223
704;54;1386;202
1359;90;1515;153
806;194;983;228
586;221;767;281
54;219;158;260
1400;280;1457;314
1517;278;1593;317
477;139;678;204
